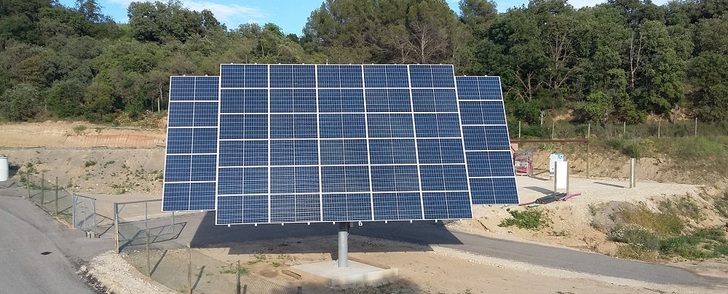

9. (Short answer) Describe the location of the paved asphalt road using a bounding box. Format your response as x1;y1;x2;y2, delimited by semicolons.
0;195;110;294
178;212;728;288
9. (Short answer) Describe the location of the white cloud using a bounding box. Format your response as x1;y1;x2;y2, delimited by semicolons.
107;0;265;24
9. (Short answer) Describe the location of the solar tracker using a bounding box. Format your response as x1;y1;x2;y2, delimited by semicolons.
214;64;473;225
456;76;519;205
162;76;219;211
161;66;520;225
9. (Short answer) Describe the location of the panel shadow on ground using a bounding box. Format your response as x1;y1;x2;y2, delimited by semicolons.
189;212;463;255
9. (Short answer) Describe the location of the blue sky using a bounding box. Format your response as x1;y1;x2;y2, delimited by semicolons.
58;0;669;35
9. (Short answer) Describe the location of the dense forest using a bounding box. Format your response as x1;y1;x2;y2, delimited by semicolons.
1;0;727;126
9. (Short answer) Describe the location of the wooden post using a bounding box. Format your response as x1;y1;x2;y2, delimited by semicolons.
623;121;626;137
551;120;555;139
694;117;698;137
586;124;590;179
518;121;521;139
236;260;242;294
657;119;661;139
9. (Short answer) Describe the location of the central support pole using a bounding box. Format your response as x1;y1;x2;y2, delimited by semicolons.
337;222;350;268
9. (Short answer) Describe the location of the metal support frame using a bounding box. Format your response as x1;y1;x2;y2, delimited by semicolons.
337;222;350;268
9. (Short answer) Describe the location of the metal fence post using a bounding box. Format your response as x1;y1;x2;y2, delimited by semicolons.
54;177;59;215
72;193;76;228
92;198;97;237
114;202;120;253
26;174;31;199
40;173;45;205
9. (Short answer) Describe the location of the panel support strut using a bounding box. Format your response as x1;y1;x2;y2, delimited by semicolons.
337;222;350;268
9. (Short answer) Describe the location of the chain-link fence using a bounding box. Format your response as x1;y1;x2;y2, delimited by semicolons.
122;245;296;294
114;199;179;253
73;193;97;237
20;173;74;225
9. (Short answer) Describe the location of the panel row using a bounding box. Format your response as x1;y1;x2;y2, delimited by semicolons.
217;113;463;139
220;64;456;89
215;139;465;166
219;89;459;114
163;76;220;212
217;164;468;195
216;191;471;224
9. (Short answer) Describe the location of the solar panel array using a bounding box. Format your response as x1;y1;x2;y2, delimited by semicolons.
456;76;518;204
215;64;472;225
162;76;219;211
161;65;520;226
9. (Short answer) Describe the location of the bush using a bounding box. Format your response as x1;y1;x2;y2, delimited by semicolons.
499;209;543;230
608;225;660;250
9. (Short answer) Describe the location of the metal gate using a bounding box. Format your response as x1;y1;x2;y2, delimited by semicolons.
72;193;97;237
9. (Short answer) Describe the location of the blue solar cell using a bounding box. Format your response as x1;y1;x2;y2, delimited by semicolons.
271;167;319;194
466;151;515;177
189;182;215;210
167;128;193;154
321;166;370;192
368;114;414;138
455;76;479;99
459;101;508;125
170;77;195;101
163;183;189;210
271;140;318;165
216;196;243;224
431;65;456;88
243;196;269;223
423;192;472;219
369;139;416;164
195;77;219;101
218;140;267;167
270;194;321;222
372;193;422;220
410;65;434;88
322;194;372;222
191;155;216;182
462;126;511;151
470;177;519;204
371;165;419;192
192;128;217;153
168;102;194;127
415;113;462;138
320;139;368;165
165;155;191;182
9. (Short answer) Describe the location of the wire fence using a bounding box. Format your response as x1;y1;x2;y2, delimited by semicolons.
113;199;178;253
121;244;296;294
21;173;74;225
16;173;106;236
73;194;97;237
510;119;728;140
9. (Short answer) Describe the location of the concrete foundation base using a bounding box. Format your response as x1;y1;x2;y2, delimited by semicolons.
292;260;398;287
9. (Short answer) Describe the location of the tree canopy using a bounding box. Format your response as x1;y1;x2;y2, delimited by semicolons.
0;0;727;125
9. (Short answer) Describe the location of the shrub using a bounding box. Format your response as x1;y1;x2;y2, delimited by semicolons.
608;225;660;250
499;209;543;230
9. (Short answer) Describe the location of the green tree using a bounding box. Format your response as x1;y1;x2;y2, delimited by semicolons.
0;83;40;121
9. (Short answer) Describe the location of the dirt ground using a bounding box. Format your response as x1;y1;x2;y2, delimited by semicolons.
2;121;728;293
